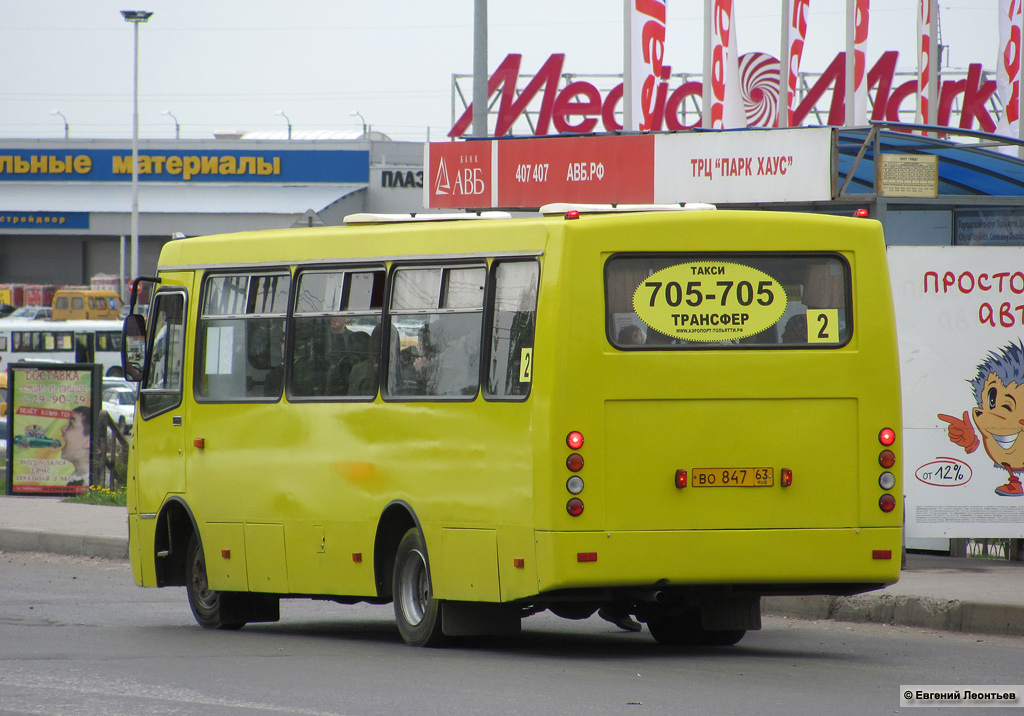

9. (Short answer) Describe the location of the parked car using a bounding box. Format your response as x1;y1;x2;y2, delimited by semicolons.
2;306;51;320
102;384;136;432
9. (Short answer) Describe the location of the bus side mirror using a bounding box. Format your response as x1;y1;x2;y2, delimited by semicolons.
122;314;147;382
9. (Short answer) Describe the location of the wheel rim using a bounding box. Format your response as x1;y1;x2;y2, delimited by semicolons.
398;548;430;627
190;547;217;610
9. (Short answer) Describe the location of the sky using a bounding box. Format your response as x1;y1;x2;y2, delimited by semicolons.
0;1;1002;143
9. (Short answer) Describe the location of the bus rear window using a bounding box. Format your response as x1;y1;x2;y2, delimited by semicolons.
606;253;851;349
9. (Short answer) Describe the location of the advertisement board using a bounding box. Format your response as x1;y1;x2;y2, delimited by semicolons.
889;246;1024;539
424;128;833;210
5;363;101;495
651;127;834;204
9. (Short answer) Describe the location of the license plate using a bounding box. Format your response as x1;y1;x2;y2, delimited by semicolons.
691;467;774;487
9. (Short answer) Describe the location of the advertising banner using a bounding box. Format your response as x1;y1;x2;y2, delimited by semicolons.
889;246;1024;539
652;127;834;203
624;0;667;132
5;364;101;495
424;141;494;209
425;128;834;209
496;134;655;207
0;149;369;184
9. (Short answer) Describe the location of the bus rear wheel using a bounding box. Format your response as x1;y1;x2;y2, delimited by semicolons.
186;534;245;630
647;610;745;647
392;528;447;647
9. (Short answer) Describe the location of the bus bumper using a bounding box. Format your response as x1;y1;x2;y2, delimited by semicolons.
533;527;902;595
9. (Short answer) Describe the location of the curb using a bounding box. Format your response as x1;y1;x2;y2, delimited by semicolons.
763;595;1024;638
0;528;128;561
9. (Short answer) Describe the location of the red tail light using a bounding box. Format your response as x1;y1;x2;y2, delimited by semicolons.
566;453;584;472
878;450;896;469
566;498;584;516
879;428;896;446
879;494;896;512
780;468;793;487
675;469;687;489
566;431;584;449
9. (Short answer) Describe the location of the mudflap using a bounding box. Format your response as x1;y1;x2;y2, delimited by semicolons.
222;593;281;624
700;595;762;631
442;601;522;637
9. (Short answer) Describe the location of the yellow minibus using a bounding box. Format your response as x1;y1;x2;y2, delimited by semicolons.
122;205;902;647
52;288;121;321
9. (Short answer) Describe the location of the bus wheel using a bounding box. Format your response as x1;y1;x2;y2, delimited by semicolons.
392;528;447;647
186;534;245;630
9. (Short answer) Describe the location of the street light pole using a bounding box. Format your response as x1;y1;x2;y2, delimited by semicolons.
121;10;152;297
49;110;69;139
350;111;367;137
161;109;179;139
274;110;292;140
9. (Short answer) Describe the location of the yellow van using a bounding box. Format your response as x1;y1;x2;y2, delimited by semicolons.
52;289;121;321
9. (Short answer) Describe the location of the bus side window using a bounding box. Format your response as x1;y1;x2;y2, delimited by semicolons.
141;292;187;419
386;265;486;400
289;269;384;400
486;260;539;399
196;272;290;401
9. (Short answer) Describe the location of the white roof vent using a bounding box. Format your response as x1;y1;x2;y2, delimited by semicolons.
344;211;512;224
539;202;717;215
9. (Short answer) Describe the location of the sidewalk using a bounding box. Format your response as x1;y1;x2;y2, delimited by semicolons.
1;495;1022;637
0;495;128;561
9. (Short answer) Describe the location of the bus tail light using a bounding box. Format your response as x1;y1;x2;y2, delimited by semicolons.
566;453;584;471
566;498;584;516
878;450;895;468
566;476;584;494
675;469;687;489
780;468;793;487
879;494;897;513
879;428;896;446
567;431;584;449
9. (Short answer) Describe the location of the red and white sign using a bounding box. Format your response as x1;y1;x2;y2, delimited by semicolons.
996;0;1023;139
450;51;1000;139
625;0;667;131
781;0;811;127
653;127;832;203
889;246;1024;538
425;128;832;209
497;135;654;207
848;0;870;125
424;141;494;209
916;0;937;125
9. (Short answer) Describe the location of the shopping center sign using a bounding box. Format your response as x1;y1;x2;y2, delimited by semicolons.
449;51;999;138
425;127;833;209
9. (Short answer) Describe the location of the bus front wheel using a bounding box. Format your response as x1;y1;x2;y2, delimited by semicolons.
186;534;245;631
392;528;447;647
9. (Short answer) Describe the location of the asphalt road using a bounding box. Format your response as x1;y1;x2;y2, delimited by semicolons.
2;552;1022;716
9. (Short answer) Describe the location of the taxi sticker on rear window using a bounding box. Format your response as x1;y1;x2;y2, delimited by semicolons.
632;261;787;342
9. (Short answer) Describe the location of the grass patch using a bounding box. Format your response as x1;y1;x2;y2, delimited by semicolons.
63;485;127;507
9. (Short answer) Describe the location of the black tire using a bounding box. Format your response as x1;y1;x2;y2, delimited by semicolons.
647;609;746;647
392;528;447;647
186;534;245;630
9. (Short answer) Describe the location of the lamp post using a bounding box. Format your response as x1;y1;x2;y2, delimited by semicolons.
274;110;292;140
350;111;367;137
49;110;69;139
121;9;152;295
161;109;179;139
